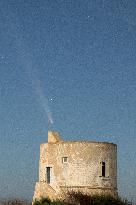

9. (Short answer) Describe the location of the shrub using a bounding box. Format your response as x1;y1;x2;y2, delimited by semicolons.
66;191;132;205
33;197;51;205
33;198;66;205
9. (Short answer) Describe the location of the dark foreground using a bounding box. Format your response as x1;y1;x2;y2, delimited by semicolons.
0;193;135;205
33;192;134;205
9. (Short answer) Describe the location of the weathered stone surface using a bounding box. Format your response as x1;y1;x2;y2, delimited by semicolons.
33;131;117;201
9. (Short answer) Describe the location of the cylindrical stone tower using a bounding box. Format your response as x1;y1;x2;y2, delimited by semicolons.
33;131;117;200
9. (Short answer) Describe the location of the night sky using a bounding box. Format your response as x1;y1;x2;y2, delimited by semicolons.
0;0;136;202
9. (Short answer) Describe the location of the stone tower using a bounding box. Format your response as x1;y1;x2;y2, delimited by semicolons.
33;131;117;200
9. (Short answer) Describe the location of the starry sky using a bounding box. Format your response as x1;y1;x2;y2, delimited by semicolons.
0;0;136;202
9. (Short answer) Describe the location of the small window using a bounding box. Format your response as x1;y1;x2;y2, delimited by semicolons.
62;157;68;163
46;167;51;184
101;161;106;177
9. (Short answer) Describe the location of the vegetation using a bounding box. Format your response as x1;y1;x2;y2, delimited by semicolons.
0;193;133;205
33;192;133;205
66;191;132;205
33;197;65;205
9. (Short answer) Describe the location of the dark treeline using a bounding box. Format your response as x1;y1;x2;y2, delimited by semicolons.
0;199;31;205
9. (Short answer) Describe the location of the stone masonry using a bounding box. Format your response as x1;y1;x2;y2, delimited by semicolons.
33;131;117;201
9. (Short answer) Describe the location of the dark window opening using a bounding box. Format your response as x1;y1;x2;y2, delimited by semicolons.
46;167;51;184
102;162;105;177
62;157;68;163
